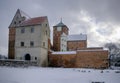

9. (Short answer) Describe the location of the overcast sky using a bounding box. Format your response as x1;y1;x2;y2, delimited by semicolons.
0;0;120;55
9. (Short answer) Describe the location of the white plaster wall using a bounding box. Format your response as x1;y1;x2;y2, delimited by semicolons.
15;47;41;61
15;22;50;66
60;35;67;51
15;25;42;47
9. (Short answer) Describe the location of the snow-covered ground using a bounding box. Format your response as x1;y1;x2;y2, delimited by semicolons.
0;67;120;83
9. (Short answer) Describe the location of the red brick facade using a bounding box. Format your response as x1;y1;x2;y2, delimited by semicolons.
53;25;68;51
49;49;109;69
67;40;87;51
8;27;16;59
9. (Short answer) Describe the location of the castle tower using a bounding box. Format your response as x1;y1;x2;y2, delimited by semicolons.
8;9;30;59
53;20;69;51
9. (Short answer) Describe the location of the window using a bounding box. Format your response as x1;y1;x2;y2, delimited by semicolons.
31;27;34;33
21;42;24;47
21;28;25;33
14;21;16;24
43;42;45;47
46;24;47;27
19;21;21;23
45;30;47;35
35;57;37;60
57;27;61;31
30;41;34;47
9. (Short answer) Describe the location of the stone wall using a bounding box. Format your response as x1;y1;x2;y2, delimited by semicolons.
0;59;38;67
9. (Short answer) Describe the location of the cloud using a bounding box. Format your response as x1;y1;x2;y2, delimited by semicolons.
0;0;120;55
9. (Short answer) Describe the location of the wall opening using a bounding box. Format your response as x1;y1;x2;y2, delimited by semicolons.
25;54;31;60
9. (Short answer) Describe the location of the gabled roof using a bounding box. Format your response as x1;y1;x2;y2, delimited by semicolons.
19;16;47;26
9;9;31;28
54;20;66;27
67;34;87;41
19;9;31;20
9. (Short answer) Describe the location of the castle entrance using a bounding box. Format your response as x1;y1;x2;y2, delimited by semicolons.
25;54;31;60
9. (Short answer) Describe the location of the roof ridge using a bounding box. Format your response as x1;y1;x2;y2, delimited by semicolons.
19;16;47;26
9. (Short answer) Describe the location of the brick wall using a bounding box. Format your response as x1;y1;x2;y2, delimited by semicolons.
53;26;68;51
49;50;109;69
76;50;109;69
67;40;87;51
8;27;16;59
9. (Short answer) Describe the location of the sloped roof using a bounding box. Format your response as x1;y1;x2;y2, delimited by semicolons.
54;21;66;27
19;16;47;26
67;34;87;41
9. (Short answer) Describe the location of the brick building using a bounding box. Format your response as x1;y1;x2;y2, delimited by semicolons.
53;20;69;51
67;34;87;51
8;9;109;68
49;21;109;69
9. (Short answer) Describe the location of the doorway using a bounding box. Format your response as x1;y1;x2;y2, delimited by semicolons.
25;54;31;60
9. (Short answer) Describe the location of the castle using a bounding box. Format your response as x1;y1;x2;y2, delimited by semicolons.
8;9;109;68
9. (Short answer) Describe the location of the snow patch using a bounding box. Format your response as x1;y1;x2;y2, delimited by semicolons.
67;34;87;41
52;51;76;54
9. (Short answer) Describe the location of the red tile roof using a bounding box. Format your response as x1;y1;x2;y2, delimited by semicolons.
20;16;47;26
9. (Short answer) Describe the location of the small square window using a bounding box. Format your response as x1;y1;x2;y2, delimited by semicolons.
21;42;24;47
21;28;25;33
35;57;37;60
46;24;47;27
45;30;47;35
19;21;21;23
43;42;45;47
30;41;34;46
14;21;16;24
31;27;34;33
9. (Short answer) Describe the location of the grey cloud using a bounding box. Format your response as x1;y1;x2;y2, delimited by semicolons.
0;0;120;55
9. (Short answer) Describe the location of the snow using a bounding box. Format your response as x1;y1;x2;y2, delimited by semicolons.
67;34;87;41
77;49;106;52
0;67;120;83
52;51;76;54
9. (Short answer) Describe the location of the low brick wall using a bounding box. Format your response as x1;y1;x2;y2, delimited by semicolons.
0;59;38;67
49;50;109;69
76;50;108;69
